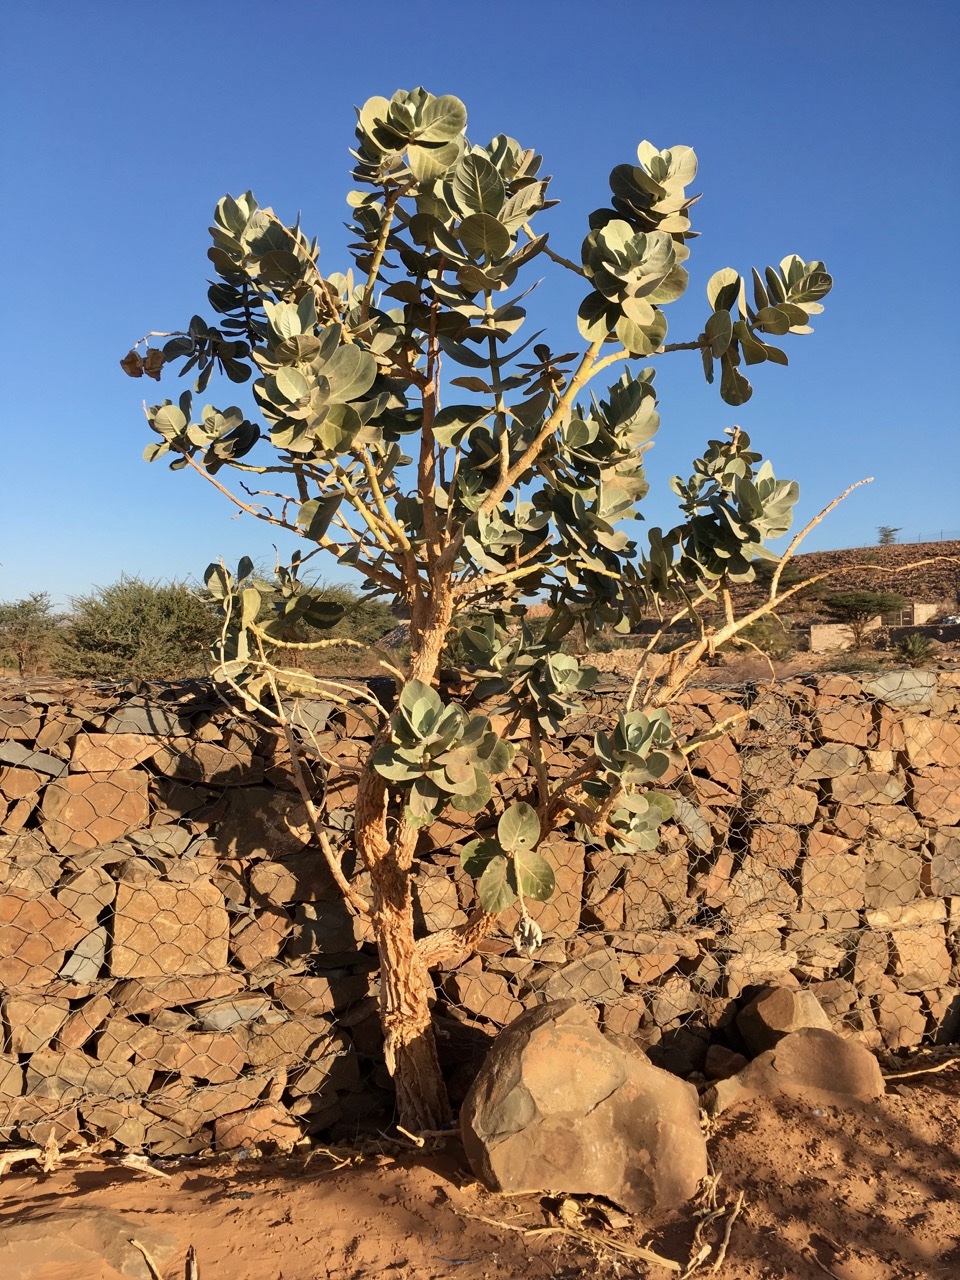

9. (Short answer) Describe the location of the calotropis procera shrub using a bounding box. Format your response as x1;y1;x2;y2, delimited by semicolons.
124;87;836;1129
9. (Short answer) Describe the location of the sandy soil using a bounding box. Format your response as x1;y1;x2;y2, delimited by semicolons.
1;1053;958;1280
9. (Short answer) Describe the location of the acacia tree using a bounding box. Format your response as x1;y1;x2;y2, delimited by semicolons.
822;589;906;649
123;88;840;1129
0;592;61;675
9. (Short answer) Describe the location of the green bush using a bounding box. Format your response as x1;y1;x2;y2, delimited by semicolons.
0;592;63;676
58;577;219;681
734;615;800;661
896;632;933;667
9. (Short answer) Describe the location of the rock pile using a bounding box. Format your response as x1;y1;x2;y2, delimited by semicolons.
1;666;958;1154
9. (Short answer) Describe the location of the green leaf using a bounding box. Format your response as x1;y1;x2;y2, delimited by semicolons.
461;837;503;877
408;139;462;182
274;366;310;403
448;769;492;813
577;291;614;342
497;801;540;853
240;587;261;629
707;268;741;313
458;213;511;262
152;404;187;437
416;94;467;143
513;849;555;902
704;309;733;357
296;493;344;540
453;154;505;216
615;309;667;355
477;856;517;912
322;344;377;402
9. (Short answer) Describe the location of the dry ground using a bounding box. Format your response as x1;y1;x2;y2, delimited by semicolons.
1;1054;958;1280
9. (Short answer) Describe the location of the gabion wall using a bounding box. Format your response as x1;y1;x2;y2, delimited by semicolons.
1;668;958;1155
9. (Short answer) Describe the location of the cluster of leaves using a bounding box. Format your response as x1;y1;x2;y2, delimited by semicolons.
643;428;801;597
372;679;514;824
698;256;832;406
121;85;836;928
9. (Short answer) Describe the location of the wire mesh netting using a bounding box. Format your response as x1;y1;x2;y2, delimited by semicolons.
1;667;958;1154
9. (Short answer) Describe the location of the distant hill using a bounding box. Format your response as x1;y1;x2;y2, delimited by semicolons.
740;539;960;613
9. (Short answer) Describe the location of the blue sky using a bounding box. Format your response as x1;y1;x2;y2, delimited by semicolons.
2;1;958;606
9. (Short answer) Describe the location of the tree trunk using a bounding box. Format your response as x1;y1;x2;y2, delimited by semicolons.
369;855;452;1130
352;578;457;1131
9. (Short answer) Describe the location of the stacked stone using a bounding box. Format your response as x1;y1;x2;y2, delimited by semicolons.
0;681;377;1154
1;667;959;1156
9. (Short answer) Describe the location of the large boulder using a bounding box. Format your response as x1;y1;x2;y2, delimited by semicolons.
705;1027;885;1115
460;1001;707;1213
737;985;832;1055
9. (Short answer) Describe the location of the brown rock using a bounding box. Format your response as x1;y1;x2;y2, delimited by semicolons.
445;962;525;1027
229;907;292;969
2;995;70;1054
704;1045;748;1080
214;1103;302;1152
271;974;370;1017
797;743;866;780
461;1001;707;1213
706;1027;884;1114
58;993;114;1049
909;767;960;825
624;851;687;928
0;1055;23;1099
0;1208;178;1280
112;971;244;1014
863;841;921;908
736;986;832;1055
54;866;116;923
749;785;819;826
214;787;314;856
41;770;150;853
25;1048;154;1100
749;824;802;868
0;889;86;987
0;766;45;801
531;947;625;1004
111;877;229;977
153;737;262;786
889;926;952;990
244;1017;334;1070
929;828;960;895
830;772;906;805
875;988;927;1050
70;732;162;772
799;852;865;913
901;715;960;768
814;704;873;747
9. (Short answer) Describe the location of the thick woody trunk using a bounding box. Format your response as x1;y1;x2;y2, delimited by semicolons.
369;857;452;1130
352;579;456;1132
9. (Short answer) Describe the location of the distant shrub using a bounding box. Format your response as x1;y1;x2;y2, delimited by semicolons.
0;592;63;676
896;632;933;666
58;577;219;681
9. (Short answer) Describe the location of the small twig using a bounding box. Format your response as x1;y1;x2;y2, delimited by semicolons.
117;1154;173;1180
458;1209;681;1271
882;1053;960;1080
805;1250;844;1280
710;1190;744;1272
130;1239;164;1280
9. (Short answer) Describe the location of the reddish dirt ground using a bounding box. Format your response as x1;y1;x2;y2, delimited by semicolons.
1;1055;958;1280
